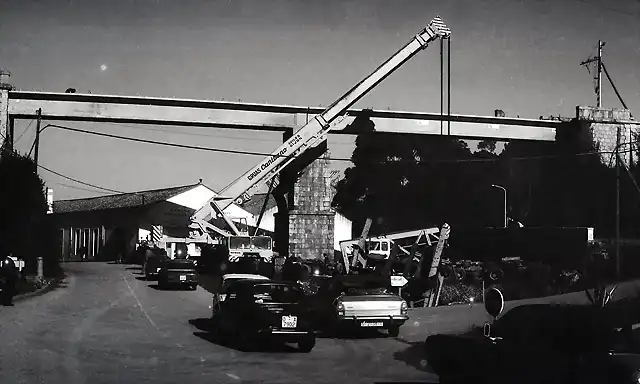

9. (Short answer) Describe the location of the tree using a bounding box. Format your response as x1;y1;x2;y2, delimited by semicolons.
477;140;497;153
332;111;500;235
0;152;59;276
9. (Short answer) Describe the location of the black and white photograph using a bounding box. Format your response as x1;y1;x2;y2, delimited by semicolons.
2;0;640;383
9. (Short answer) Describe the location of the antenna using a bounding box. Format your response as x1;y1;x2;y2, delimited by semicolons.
580;40;606;108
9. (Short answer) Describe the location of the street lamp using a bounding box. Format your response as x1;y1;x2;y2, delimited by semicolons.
491;184;507;228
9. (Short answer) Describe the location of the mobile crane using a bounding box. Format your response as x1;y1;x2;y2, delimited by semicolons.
188;16;451;267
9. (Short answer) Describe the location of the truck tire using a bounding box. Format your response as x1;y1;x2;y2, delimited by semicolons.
486;267;504;282
454;267;467;282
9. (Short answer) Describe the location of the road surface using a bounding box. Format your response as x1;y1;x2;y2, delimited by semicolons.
0;262;436;384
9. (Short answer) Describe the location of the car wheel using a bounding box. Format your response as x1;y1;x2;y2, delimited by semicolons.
190;284;197;291
298;336;316;353
236;331;253;352
388;325;400;337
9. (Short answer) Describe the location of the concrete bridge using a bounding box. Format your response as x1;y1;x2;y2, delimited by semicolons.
0;90;561;151
1;89;636;259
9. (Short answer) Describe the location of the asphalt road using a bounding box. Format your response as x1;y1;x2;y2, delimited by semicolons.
0;262;437;384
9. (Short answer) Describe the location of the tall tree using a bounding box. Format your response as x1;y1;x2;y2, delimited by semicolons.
332;111;500;235
0;152;57;275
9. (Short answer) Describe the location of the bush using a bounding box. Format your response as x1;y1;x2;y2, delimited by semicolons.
0;152;59;276
439;283;484;305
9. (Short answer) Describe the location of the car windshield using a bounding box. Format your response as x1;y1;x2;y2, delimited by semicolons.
250;236;271;250
229;236;251;249
252;283;303;304
164;259;195;269
345;287;388;295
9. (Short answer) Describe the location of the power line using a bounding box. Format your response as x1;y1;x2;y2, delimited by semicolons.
38;164;125;194
44;180;114;195
48;122;635;165
14;119;34;144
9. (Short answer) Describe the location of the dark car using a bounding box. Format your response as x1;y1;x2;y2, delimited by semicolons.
425;303;640;384
143;252;169;280
209;280;316;352
158;258;198;290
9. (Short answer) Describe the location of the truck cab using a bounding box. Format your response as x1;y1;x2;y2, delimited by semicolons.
227;235;274;263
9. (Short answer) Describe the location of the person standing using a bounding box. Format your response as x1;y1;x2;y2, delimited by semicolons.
0;255;19;306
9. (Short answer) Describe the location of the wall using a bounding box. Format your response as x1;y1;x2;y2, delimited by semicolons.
288;151;335;260
577;106;637;167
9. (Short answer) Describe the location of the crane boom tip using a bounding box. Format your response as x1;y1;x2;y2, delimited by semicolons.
429;16;451;37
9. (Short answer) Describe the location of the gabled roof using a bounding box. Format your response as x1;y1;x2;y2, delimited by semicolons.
240;193;278;216
53;182;202;214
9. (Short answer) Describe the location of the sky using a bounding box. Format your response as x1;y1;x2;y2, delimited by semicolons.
2;0;640;200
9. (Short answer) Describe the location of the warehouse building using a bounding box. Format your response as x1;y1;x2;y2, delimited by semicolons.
52;181;261;261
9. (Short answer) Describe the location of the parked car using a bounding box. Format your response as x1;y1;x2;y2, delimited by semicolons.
143;252;169;280
158;258;198;290
209;279;316;352
425;303;640;383
305;274;409;337
211;273;270;316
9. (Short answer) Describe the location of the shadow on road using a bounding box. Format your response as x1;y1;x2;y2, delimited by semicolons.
135;276;147;281
198;274;221;294
317;328;391;340
189;318;304;353
392;341;436;374
125;267;141;271
148;284;192;291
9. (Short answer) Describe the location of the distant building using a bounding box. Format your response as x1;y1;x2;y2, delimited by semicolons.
52;182;259;261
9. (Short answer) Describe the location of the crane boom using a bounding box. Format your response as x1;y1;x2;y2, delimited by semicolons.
191;16;450;238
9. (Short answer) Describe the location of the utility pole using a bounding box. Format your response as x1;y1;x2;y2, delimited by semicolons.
616;126;621;277
34;108;42;167
597;40;603;108
580;41;606;108
492;184;507;228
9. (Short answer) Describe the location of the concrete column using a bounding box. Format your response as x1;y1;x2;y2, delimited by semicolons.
288;150;336;260
0;89;8;152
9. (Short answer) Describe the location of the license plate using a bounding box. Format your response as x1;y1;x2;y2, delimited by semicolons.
360;321;384;327
179;275;186;281
281;315;297;328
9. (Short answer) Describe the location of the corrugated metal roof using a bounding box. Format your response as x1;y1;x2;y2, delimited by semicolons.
53;182;202;214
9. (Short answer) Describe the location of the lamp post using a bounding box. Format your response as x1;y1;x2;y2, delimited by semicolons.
491;184;507;228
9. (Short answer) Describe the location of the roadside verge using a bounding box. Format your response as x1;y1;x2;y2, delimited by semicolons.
13;274;65;303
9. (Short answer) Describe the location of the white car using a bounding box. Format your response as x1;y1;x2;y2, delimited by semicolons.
211;273;270;316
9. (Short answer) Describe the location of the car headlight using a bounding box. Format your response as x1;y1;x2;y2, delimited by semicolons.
337;300;345;316
401;300;408;315
157;267;161;272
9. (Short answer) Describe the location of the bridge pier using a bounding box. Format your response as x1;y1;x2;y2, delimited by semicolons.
287;148;335;261
577;106;637;167
270;137;335;261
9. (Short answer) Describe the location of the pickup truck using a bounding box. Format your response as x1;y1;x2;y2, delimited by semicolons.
305;274;409;337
